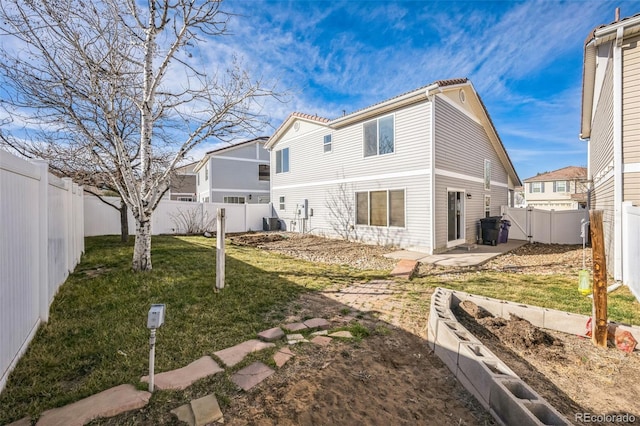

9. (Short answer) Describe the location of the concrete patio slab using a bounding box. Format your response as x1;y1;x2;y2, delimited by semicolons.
385;239;527;267
214;339;275;367
273;347;295;367
36;384;150;426
141;356;223;390
257;327;285;342
231;362;275;391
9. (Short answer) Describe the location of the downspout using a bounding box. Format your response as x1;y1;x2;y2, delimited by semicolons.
613;27;624;282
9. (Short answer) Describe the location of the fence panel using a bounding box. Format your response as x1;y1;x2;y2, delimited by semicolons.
502;207;586;245
0;151;84;393
623;203;640;300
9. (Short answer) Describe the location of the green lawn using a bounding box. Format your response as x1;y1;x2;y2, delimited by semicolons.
0;235;638;424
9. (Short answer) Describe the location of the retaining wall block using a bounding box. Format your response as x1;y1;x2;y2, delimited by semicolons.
490;377;570;426
542;309;590;337
502;301;544;327
455;366;490;410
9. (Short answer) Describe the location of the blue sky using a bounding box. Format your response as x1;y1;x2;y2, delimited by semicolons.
188;0;640;181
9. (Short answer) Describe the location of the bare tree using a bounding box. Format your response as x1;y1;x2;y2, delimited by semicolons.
0;0;279;270
325;180;358;242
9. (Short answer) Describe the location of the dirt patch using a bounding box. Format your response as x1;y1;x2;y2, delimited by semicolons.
455;301;640;425
224;292;493;425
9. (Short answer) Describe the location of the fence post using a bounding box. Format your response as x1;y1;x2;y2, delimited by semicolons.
216;208;225;291
589;210;608;348
34;160;50;322
62;178;73;273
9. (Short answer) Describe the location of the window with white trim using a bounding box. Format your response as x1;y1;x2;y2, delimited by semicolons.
363;115;394;157
223;196;245;204
355;189;405;227
530;182;544;193
323;134;332;153
553;180;567;192
279;196;285;210
259;164;270;181
484;159;491;191
276;148;289;173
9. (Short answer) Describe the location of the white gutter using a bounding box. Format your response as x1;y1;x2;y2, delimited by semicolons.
613;26;623;282
594;15;640;44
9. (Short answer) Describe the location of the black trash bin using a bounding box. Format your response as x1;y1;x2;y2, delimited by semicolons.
499;219;511;243
480;216;501;246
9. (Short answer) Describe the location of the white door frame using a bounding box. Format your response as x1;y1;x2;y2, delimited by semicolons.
446;188;466;248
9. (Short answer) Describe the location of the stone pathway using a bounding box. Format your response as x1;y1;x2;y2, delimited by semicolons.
10;316;356;426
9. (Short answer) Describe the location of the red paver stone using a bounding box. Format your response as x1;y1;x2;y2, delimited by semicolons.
273;347;295;368
36;384;150;426
257;327;285;342
214;339;275;367
310;335;332;346
303;318;331;330
390;259;418;279
141;356;223;390
230;362;275;391
283;322;308;332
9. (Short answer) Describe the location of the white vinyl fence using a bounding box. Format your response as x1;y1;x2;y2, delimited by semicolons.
622;202;640;300
84;196;274;236
0;150;84;392
501;206;588;244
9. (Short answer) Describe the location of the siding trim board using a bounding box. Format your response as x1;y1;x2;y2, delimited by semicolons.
211;188;270;193
211;156;268;164
434;168;509;188
623;162;640;173
272;169;431;191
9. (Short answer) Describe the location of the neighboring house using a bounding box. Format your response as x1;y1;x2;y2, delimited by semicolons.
167;162;197;201
266;78;521;253
522;166;588;210
194;136;271;204
581;12;640;282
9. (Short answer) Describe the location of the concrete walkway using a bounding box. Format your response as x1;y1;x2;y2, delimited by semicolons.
385;239;527;267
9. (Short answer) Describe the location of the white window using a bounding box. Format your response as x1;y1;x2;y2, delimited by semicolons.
484;159;491;191
205;166;208;181
259;164;270;181
177;196;195;202
484;195;491;218
355;189;405;227
223;196;245;204
276;148;289;173
530;182;544;193
363;115;394;157
554;181;567;192
279;196;285;210
323;134;332;153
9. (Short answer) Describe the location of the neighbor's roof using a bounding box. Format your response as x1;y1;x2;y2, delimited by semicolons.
523;166;587;183
194;136;269;172
581;12;640;138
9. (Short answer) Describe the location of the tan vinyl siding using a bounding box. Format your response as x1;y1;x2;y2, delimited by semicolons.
434;96;507;184
624;172;640;203
622;34;640;163
592;176;615;276
591;58;614;176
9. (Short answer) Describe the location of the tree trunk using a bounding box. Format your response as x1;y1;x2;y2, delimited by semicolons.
133;215;152;271
120;201;129;243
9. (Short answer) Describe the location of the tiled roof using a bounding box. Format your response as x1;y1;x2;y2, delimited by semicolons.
523;166;587;182
289;112;331;123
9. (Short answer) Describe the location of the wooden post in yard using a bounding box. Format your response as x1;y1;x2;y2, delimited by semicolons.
589;210;608;348
216;208;225;292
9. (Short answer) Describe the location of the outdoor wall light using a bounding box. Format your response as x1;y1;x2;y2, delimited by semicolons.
466;193;472;199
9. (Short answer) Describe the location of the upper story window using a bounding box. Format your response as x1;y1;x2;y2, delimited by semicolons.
276;148;289;173
484;159;491;191
324;134;332;153
530;182;544;193
259;164;270;181
363;115;394;157
553;180;567;192
205;166;209;181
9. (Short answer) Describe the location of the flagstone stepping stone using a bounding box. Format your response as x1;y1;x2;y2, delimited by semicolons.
170;394;223;426
231;362;275;391
273;347;295;368
311;330;328;336
283;322;307;332
329;331;354;338
303;318;331;330
214;339;275;367
310;335;332;346
170;404;195;425
257;327;285;342
286;333;307;344
7;417;32;426
36;384;150;426
141;356;223;390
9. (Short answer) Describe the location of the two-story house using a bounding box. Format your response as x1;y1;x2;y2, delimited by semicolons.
167;162;197;201
581;11;640;284
195;136;270;204
266;78;521;253
522;166;588;210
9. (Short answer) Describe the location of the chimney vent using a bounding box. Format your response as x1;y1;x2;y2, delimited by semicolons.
615;7;620;22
